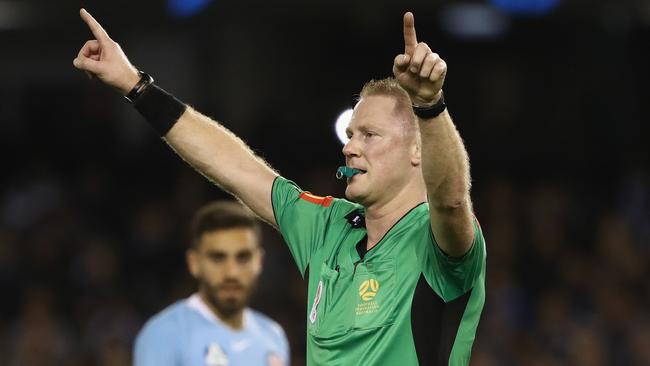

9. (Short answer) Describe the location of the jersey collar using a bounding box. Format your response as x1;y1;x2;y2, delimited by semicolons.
187;293;251;331
346;202;427;262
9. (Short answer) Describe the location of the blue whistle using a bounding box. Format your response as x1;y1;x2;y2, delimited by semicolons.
336;166;361;180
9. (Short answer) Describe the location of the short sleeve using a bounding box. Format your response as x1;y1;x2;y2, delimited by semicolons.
271;176;337;276
422;217;487;302
133;316;179;366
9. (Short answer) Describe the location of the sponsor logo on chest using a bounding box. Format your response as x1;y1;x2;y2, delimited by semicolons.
205;343;229;366
356;278;381;316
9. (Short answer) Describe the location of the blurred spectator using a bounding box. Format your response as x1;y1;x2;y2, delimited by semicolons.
8;287;73;366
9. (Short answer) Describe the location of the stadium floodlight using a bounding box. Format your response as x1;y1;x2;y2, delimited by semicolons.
440;3;508;39
490;0;560;15
335;108;354;145
167;0;215;18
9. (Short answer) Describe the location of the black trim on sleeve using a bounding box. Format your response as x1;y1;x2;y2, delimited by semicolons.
270;176;282;229
411;275;473;365
355;235;369;261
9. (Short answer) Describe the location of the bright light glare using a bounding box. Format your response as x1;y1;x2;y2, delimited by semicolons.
335;109;353;145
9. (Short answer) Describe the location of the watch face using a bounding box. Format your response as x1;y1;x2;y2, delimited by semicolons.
125;72;153;104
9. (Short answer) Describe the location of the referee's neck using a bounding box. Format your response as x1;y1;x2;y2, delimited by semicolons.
364;193;426;249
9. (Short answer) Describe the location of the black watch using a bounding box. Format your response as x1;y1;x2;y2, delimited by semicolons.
124;71;154;104
412;92;446;120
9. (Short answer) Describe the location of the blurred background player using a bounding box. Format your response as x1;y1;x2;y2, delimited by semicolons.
133;200;289;366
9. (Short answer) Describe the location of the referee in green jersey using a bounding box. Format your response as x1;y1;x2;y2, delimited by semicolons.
74;9;485;366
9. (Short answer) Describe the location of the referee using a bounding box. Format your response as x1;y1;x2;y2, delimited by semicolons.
74;9;486;366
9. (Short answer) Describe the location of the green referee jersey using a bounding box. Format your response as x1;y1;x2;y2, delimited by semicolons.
272;177;486;366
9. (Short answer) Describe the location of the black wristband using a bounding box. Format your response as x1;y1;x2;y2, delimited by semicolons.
124;71;154;104
134;83;187;136
413;92;446;120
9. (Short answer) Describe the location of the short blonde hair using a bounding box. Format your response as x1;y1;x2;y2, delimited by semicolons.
358;77;417;137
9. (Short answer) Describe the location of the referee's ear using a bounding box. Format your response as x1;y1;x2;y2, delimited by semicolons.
410;140;421;167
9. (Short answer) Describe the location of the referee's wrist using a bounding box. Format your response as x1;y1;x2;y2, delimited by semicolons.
126;71;187;136
411;90;443;108
119;69;142;96
412;91;446;120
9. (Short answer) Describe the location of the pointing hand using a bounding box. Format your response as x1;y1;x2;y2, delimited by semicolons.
73;9;140;95
392;12;446;107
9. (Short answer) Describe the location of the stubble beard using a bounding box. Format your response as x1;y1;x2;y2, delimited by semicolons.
199;278;257;318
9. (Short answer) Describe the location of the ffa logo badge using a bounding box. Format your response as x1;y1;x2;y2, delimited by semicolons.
356;278;380;315
359;279;379;301
205;343;229;366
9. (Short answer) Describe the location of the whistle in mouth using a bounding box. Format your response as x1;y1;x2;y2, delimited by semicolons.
336;166;361;180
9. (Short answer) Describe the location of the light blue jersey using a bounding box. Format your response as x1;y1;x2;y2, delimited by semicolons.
134;294;289;366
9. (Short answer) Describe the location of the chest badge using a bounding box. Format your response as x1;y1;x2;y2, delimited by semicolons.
356;278;381;316
359;279;379;301
205;343;229;366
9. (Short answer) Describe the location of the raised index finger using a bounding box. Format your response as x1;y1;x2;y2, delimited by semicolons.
403;12;417;56
80;8;111;43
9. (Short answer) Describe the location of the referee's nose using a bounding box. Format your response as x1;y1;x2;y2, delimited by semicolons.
343;136;361;160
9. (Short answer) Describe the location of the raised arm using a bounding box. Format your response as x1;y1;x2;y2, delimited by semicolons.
393;12;474;257
72;9;278;225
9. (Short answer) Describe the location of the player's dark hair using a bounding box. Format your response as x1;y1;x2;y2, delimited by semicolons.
189;200;261;249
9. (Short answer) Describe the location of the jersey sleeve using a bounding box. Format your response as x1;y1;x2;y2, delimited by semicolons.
422;217;486;302
271;176;336;277
133;316;179;366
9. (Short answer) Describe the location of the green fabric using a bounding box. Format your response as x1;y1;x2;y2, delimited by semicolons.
272;177;486;365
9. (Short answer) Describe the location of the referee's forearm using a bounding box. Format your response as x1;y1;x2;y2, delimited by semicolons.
419;109;471;210
163;107;278;224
